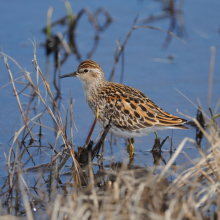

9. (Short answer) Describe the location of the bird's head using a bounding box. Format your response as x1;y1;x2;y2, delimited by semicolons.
60;60;105;90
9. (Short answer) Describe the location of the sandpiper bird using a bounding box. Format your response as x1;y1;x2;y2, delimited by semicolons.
60;60;188;157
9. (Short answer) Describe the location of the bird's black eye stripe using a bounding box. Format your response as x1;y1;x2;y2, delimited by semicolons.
84;69;88;73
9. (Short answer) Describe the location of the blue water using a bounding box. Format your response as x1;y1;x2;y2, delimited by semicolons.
0;0;220;180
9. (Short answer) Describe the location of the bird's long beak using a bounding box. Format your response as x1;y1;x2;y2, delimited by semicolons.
59;71;78;79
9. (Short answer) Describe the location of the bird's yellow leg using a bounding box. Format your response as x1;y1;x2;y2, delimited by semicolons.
100;139;105;158
127;138;134;159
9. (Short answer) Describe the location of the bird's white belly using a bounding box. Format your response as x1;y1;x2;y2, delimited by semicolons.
108;125;158;139
97;120;177;139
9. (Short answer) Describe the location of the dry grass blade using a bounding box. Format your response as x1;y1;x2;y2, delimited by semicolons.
182;151;215;185
0;74;27;90
207;46;216;109
69;95;76;148
3;54;34;141
47;7;53;38
88;153;98;210
159;137;193;180
19;175;34;220
134;25;186;44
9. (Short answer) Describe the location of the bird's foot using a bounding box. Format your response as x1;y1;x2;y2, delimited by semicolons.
126;138;134;159
100;139;105;158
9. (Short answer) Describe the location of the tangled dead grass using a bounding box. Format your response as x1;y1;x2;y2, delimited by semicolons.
1;43;220;220
0;7;220;218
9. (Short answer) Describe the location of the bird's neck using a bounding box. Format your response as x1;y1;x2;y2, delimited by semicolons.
82;77;107;98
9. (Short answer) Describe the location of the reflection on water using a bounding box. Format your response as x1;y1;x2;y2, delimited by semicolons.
0;136;172;215
0;0;220;217
141;0;186;48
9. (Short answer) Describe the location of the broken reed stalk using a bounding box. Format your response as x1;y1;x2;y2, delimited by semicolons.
91;122;111;161
19;175;34;220
69;93;75;150
207;46;216;110
64;1;74;26
88;153;99;210
46;7;53;38
85;105;99;147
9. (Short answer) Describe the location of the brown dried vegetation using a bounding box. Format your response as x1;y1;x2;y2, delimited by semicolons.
0;1;220;219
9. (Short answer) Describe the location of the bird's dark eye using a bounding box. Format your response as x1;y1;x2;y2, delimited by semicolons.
84;69;88;73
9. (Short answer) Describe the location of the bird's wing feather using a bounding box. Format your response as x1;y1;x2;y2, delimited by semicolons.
97;82;187;131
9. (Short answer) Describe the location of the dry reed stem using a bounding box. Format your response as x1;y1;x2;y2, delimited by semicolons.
182;151;215;185
207;46;216;109
175;88;212;124
0;73;29;90
159;137;191;180
3;55;34;141
134;25;186;44
47;7;53;38
19;175;34;220
88;153;99;211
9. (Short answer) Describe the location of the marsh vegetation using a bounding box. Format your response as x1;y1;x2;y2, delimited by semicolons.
0;1;220;219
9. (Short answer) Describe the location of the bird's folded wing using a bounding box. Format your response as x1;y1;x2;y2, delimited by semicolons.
98;82;187;131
